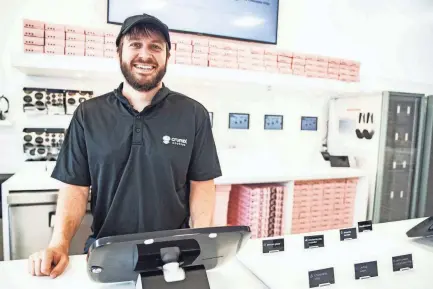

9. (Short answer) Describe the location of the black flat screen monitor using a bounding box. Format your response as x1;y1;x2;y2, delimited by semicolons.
107;0;280;44
87;226;251;288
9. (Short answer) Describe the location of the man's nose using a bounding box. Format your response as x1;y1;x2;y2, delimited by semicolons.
137;47;152;58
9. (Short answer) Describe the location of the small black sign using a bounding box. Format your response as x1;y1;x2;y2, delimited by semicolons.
354;261;378;279
340;228;358;241
262;238;285;254
304;235;325;249
358;220;373;233
392;254;413;272
308;268;335;288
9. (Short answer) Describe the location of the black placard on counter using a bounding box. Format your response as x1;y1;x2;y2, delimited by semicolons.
262;238;285;253
340;228;358;241
358;220;373;233
354;261;378;280
392;254;413;272
308;268;335;288
304;235;325;249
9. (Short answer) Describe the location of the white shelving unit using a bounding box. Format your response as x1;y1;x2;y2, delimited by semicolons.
12;52;364;92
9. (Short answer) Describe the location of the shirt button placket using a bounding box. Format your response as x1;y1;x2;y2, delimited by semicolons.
132;115;143;145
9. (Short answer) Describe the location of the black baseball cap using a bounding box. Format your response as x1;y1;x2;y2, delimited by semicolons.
116;14;171;50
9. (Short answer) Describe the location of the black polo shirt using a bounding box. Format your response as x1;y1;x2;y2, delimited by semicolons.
51;83;222;239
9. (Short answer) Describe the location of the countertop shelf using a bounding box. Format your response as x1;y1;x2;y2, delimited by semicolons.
12;53;363;91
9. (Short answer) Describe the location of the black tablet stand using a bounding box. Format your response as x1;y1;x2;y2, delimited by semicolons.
134;239;210;289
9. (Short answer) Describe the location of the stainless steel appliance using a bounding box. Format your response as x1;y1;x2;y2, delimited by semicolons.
7;190;92;260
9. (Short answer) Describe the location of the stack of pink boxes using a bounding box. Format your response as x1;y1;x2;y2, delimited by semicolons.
212;185;232;226
23;19;119;59
227;184;286;239
45;23;66;55
23;20;45;54
23;19;361;82
291;178;357;234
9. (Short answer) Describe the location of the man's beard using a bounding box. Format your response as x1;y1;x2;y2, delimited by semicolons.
120;57;167;92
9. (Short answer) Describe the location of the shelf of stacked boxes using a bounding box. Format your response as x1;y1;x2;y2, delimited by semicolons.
22;19;360;83
23;19;117;58
216;178;360;238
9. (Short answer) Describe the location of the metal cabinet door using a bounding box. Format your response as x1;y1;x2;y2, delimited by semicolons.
7;192;92;260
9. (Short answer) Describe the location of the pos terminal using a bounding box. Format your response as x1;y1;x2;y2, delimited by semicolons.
86;226;251;289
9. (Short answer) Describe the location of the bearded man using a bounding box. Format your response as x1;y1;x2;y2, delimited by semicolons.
28;13;221;278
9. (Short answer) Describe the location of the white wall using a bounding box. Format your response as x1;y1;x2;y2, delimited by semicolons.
1;0;433;174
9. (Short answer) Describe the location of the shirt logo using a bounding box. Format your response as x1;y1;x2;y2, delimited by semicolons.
162;135;188;146
162;135;171;144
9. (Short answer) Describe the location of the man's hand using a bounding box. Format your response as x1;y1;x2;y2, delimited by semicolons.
28;245;69;278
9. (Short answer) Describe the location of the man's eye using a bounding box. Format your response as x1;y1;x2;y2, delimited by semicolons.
151;44;162;50
131;43;141;48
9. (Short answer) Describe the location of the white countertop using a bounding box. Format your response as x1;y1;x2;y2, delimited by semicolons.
0;255;268;289
2;219;432;289
237;218;433;289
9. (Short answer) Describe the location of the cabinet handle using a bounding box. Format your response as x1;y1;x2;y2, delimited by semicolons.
48;210;91;228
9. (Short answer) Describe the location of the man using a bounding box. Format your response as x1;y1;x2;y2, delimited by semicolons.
28;14;221;278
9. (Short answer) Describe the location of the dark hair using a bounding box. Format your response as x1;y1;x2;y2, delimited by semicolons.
117;23;170;58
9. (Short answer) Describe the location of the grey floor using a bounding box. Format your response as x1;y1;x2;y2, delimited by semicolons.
0;219;3;261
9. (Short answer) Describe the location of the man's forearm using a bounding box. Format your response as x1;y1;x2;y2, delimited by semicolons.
189;180;216;228
49;184;89;251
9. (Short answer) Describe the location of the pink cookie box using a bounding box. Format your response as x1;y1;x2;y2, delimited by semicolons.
305;66;327;75
104;37;116;45
85;49;104;57
264;55;277;62
45;38;65;47
86;35;104;44
293;52;308;60
192;54;208;62
104;44;116;53
24;28;44;38
65;26;85;34
306;60;328;69
44;45;64;55
317;55;329;63
340;59;360;67
175;51;192;59
45;23;65;32
66;40;85;49
45;30;65;40
23;19;45;30
278;62;292;69
176;43;193;53
65;47;85;56
104;50;117;59
292;58;306;66
23;36;44;46
104;30;119;38
86;42;104;51
264;61;278;68
209;40;238;50
277;55;292;64
85;28;104;37
193;46;209;55
66;33;85;42
328;57;342;65
192;38;209;47
176;56;192;65
24;45;43;53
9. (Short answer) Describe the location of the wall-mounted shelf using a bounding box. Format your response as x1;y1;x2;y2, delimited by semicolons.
18;114;72;128
12;53;364;92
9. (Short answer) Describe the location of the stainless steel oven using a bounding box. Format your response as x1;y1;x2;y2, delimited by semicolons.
7;190;92;260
